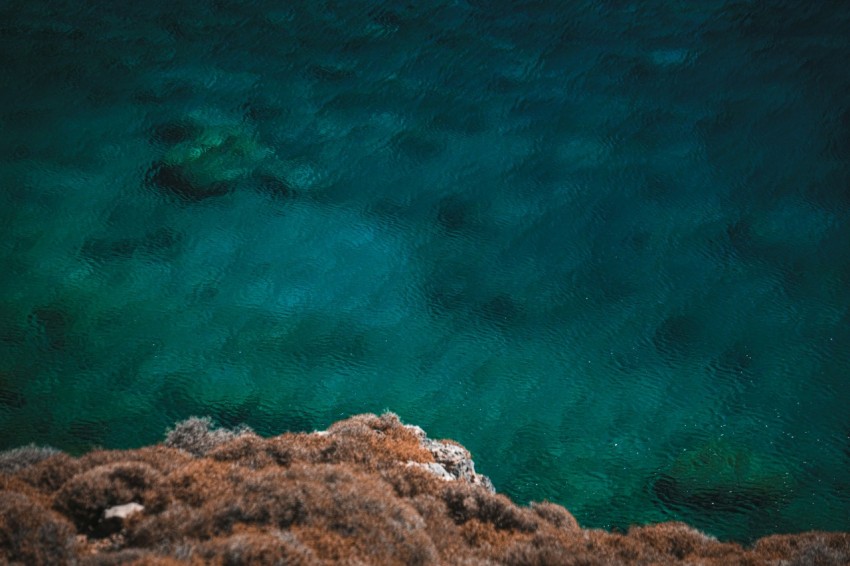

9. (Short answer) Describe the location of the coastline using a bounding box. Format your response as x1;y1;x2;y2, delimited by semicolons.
2;413;848;564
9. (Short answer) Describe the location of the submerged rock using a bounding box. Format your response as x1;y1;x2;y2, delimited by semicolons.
652;439;793;514
145;160;233;202
0;413;847;564
144;117;305;203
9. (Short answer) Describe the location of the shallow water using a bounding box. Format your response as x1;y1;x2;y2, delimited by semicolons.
2;0;850;542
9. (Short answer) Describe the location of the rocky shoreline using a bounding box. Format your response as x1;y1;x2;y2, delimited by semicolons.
1;413;848;564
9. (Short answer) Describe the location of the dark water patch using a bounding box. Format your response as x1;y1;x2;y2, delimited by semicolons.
708;342;755;384
435;194;478;235
259;410;319;436
275;315;371;371
0;306;25;348
251;172;298;201
28;305;71;352
139;227;181;259
188;282;220;305
307;64;356;83
507;96;566;131
0;384;26;410
487;73;523;95
652;313;702;363
803;172;850;214
132;81;197;106
391;130;446;163
774;257;815;303
80;228;181;264
209;396;261;431
240;99;286;123
649;437;794;527
499;422;564;504
148;119;202;148
8;144;31;161
80;237;138;262
67;418;108;447
145;161;233;202
430;104;489;136
476;294;525;331
154;11;204;42
635;171;676;203
573;259;640;307
726;217;754;259
621;227;653;254
650;473;779;515
836;106;850;154
368;6;404;30
2;107;60;132
424;285;464;319
156;378;204;424
609;347;646;374
415;88;491;136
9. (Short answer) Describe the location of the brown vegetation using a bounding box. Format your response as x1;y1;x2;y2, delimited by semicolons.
1;412;848;565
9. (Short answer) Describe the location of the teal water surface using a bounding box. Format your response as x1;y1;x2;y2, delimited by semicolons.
2;1;850;542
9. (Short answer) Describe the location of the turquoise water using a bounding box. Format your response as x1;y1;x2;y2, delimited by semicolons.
2;0;850;542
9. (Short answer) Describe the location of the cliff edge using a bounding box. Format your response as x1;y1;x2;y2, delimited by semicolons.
1;413;848;565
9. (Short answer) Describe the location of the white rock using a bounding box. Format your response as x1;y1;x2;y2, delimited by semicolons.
104;502;144;520
406;461;455;482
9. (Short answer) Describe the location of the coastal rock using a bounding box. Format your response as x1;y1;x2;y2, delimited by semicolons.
1;413;848;565
403;422;495;491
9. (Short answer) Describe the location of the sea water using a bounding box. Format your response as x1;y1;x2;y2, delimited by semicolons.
1;0;849;543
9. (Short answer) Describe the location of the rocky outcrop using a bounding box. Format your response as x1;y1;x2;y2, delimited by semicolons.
403;422;495;492
1;413;848;565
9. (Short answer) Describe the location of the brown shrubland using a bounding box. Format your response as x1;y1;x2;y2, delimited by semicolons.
1;412;848;565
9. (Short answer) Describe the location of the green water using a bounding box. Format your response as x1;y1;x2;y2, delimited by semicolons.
1;0;850;542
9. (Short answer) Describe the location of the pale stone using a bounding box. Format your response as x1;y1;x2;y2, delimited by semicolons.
406;461;455;482
103;502;144;520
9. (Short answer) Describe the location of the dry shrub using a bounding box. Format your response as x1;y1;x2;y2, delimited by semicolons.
132;462;438;564
290;525;356;564
53;461;168;535
164;416;253;457
202;469;310;533
15;452;82;493
627;522;730;560
168;459;248;507
460;518;531;554
380;463;444;499
266;433;332;466
0;491;77;564
503;532;578;566
443;482;539;533
208;434;293;469
324;413;435;467
74;446;193;475
79;548;175;565
126;504;200;547
753;532;850;565
406;492;471;559
1;474;55;510
197;528;320;566
129;446;195;474
209;413;435;473
272;463;437;566
530;501;579;531
0;444;61;474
